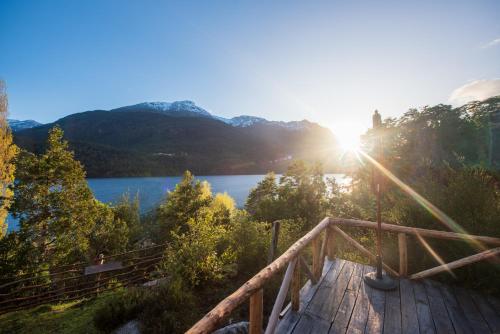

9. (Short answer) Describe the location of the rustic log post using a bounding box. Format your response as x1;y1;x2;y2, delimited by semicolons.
291;257;301;311
318;231;329;277
327;226;337;260
249;289;263;334
268;221;281;264
312;237;321;281
265;258;298;334
398;233;408;276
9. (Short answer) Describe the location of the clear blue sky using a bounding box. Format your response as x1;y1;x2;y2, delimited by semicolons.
1;0;500;141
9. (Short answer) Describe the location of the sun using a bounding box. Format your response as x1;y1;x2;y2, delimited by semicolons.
338;134;361;152
329;123;364;152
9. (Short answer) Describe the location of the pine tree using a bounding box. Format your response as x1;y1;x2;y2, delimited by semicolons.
0;80;18;237
156;171;212;240
11;126;101;266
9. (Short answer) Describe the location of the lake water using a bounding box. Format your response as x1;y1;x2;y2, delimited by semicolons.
6;174;349;232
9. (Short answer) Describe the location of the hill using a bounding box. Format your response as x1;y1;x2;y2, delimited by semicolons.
7;119;41;132
14;105;339;177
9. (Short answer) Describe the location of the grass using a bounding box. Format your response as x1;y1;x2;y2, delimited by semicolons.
0;292;122;334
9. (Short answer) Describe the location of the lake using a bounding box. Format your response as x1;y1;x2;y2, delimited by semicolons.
6;174;349;232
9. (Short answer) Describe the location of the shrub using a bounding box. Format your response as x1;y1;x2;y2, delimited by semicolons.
93;289;143;332
93;281;196;333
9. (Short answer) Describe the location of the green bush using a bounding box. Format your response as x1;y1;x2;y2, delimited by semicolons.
93;289;143;332
92;281;196;333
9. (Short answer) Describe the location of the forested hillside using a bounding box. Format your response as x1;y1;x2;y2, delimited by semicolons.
13;109;339;177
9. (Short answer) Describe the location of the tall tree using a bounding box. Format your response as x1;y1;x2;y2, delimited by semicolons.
156;171;212;240
11;126;101;266
245;172;281;223
0;80;18;237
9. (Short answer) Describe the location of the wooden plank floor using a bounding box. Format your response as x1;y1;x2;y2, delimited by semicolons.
276;259;500;334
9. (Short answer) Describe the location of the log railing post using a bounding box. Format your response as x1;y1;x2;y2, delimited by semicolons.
312;237;321;281
249;289;263;334
291;257;301;311
265;258;298;334
318;231;329;276
268;221;281;264
327;226;336;260
398;233;408;277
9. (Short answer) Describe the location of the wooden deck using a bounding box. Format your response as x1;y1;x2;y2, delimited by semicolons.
276;259;500;334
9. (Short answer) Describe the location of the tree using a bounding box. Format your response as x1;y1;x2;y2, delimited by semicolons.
161;210;236;287
113;193;142;245
210;192;236;226
11;126;102;267
245;172;281;223
278;161;328;230
156;171;212;240
0;80;18;237
88;201;129;261
246;162;330;230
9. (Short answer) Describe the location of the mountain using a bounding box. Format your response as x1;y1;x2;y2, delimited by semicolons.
7;119;42;131
111;100;212;118
111;100;314;130
13;103;340;177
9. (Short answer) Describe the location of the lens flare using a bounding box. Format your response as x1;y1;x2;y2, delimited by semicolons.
415;231;457;278
358;149;487;252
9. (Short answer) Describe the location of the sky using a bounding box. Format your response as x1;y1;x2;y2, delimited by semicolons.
1;0;500;143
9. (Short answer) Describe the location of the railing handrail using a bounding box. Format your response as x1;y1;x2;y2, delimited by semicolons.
331;218;500;245
186;217;331;334
187;217;500;334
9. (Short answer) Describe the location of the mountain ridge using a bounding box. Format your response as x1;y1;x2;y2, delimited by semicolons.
9;100;319;131
13;107;339;177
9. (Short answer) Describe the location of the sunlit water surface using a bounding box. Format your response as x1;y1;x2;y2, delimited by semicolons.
6;174;350;232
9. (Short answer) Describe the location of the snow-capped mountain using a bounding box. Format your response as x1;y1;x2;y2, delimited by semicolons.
216;115;267;127
112;101;314;130
110;100;212;118
7;119;42;131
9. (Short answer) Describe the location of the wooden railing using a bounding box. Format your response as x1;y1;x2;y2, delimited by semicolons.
0;243;169;314
187;217;500;334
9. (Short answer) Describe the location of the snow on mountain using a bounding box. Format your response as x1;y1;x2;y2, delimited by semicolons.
113;101;316;130
7;119;42;131
111;100;212;117
221;115;267;127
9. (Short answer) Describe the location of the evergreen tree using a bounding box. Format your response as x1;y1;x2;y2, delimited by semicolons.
156;171;212;240
0;80;18;237
113;193;142;245
245;172;280;223
245;163;328;229
88;201;129;261
11;126;103;266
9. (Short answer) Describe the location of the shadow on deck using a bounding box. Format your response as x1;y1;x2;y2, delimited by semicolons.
276;258;500;334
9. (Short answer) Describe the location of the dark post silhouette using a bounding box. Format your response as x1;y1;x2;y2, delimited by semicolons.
364;110;396;290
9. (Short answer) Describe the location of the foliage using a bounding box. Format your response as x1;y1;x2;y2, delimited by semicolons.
0;80;18;237
9;126;131;270
210;192;236;226
112;193;142;245
229;211;270;276
278;161;328;229
161;210;236;287
93;281;196;334
13;109;339;177
344;100;500;293
156;171;212;241
0;294;114;334
93;288;144;332
245;172;280;222
246;161;335;230
10;127;99;267
87;201;129;261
